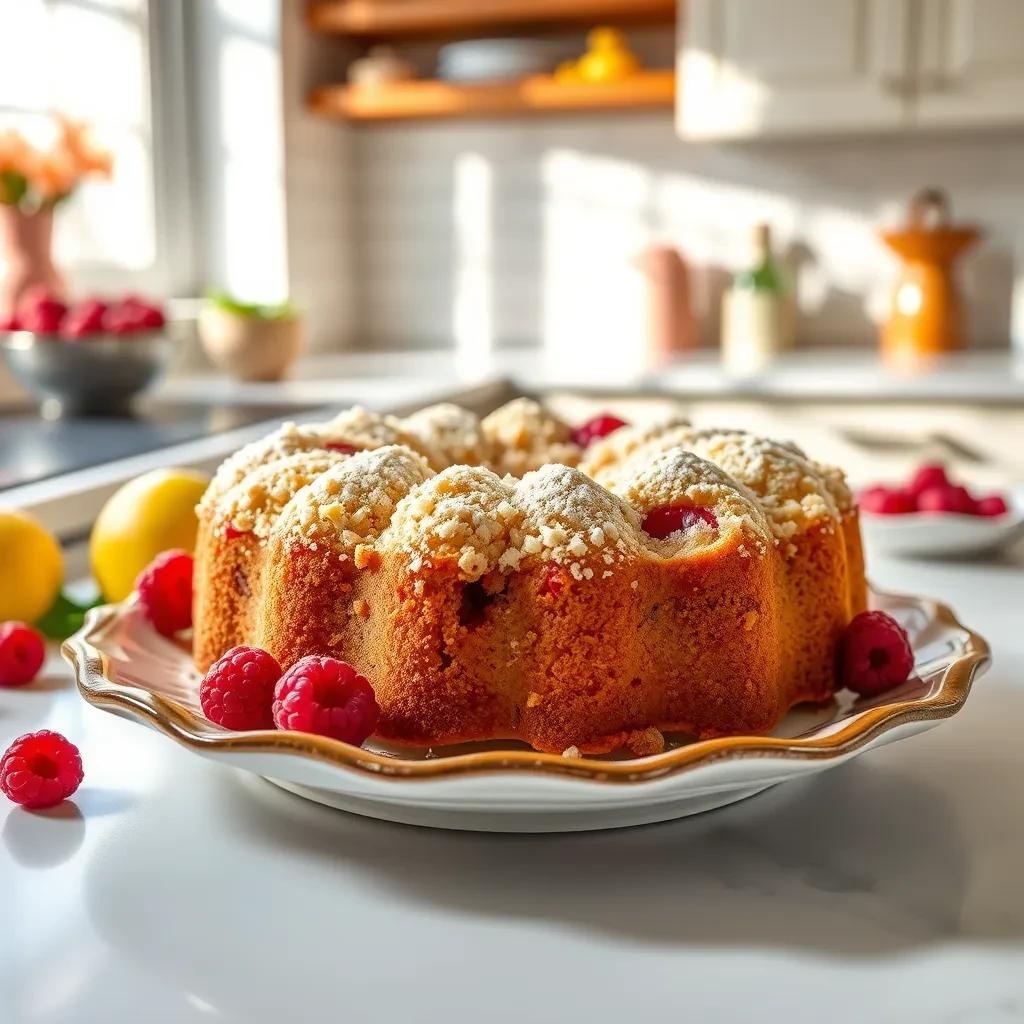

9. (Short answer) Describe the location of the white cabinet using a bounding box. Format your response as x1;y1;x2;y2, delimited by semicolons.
916;0;1024;126
677;0;1024;139
677;0;910;138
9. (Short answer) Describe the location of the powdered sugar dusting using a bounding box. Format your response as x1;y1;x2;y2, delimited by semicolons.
280;445;433;552
684;432;841;540
201;420;340;511
401;402;486;470
597;446;772;554
579;416;692;478
514;464;641;570
215;450;345;539
812;460;854;512
323;405;421;452
204;399;853;577
385;465;527;580
481;397;581;477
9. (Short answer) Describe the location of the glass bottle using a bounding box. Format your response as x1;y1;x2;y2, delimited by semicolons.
721;223;790;374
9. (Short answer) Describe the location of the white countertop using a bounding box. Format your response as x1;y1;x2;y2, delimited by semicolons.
2;546;1023;1023
158;347;1024;407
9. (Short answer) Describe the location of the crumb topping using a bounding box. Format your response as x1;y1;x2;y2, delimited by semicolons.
323;405;421;453
401;402;486;470
627;727;665;757
215;451;345;539
583;418;851;543
579;416;692;478
201;420;341;511
481;397;581;477
281;445;433;553
386;465;529;580
203;408;433;517
597;446;771;554
684;432;840;541
204;399;852;577
514;464;641;575
811;460;854;512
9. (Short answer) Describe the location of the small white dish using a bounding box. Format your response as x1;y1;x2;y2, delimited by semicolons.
437;39;566;82
861;486;1024;558
63;589;988;833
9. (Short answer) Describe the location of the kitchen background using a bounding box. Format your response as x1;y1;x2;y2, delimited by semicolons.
2;0;1023;405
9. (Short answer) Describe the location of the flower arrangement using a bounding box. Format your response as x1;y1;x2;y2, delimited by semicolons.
0;115;112;211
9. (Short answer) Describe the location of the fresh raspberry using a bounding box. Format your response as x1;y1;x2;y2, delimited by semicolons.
571;414;629;449
859;485;916;515
540;563;565;597
0;731;83;809
916;484;975;515
974;494;1008;518
101;306;139;335
136;305;165;329
907;463;949;498
642;504;718;539
60;298;107;339
325;442;357;455
101;296;159;335
17;286;67;334
273;656;379;745
838;610;914;697
0;622;46;687
200;646;281;730
135;549;194;636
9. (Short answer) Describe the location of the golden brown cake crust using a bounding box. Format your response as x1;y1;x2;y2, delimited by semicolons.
192;400;867;753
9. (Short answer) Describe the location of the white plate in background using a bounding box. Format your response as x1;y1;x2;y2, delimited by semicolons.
861;486;1024;558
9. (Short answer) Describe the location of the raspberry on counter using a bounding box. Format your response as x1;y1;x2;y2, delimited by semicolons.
0;731;83;809
0;622;46;687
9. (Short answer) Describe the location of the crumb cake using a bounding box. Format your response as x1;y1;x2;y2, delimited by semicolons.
193;399;866;755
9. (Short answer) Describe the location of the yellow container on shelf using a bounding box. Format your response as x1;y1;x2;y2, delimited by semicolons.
557;27;642;84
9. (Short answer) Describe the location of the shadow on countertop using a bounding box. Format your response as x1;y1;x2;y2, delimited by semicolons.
74;678;1024;1020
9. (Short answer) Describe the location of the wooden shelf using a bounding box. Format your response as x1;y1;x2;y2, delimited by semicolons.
307;0;675;37
307;71;675;121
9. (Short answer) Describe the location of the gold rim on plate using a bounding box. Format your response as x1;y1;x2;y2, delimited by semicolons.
62;590;990;785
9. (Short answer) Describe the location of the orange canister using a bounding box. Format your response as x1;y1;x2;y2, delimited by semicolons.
879;189;980;362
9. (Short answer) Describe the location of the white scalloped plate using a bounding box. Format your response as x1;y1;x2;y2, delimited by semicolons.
63;589;989;832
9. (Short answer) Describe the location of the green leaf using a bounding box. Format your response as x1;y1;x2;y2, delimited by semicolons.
35;591;104;641
0;170;29;207
205;288;299;321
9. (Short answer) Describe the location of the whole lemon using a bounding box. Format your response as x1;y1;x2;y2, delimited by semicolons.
90;468;210;602
0;509;64;622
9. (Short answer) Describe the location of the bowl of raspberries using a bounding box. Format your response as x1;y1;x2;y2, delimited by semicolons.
859;464;1023;558
0;286;173;417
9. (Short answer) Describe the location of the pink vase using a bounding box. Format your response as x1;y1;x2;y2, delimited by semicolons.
0;206;65;319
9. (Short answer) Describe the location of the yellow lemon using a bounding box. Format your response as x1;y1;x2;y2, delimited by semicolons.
0;509;64;622
90;468;210;602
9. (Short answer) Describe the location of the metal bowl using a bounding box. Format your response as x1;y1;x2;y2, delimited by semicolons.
0;329;175;418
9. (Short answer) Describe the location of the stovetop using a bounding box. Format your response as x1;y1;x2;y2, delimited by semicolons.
0;399;320;492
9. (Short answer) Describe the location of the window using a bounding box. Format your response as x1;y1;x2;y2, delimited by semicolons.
0;0;193;295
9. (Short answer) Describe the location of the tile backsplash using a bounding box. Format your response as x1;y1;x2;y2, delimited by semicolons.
347;115;1024;354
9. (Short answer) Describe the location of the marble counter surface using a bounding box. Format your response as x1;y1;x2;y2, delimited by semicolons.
1;545;1023;1023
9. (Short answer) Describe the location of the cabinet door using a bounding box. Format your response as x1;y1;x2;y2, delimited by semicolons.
676;0;911;139
915;0;1024;126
